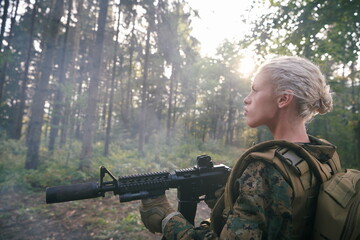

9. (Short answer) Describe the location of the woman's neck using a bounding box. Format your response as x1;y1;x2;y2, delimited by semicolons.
268;116;309;143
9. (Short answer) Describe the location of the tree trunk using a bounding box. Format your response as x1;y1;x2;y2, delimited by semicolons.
104;2;121;156
138;11;152;152
171;71;179;138
225;91;235;145
123;13;136;128
201;120;207;142
74;80;83;140
215;115;225;140
0;0;9;51
2;0;21;139
25;0;64;169
101;62;110;129
60;0;84;148
79;0;109;170
166;65;175;143
356;121;360;168
0;0;10;102
48;0;73;152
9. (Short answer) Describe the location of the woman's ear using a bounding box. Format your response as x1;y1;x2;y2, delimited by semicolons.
277;92;294;109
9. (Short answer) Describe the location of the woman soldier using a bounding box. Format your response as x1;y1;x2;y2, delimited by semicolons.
139;56;339;240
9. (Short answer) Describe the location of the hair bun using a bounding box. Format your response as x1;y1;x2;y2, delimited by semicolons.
316;85;333;114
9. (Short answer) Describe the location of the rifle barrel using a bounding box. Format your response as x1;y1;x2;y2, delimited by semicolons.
46;182;101;204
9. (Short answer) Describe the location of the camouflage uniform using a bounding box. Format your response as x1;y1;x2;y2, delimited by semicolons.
163;137;337;240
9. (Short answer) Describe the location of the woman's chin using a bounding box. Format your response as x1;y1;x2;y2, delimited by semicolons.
246;120;258;128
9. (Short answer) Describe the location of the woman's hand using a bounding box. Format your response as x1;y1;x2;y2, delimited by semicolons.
140;195;175;233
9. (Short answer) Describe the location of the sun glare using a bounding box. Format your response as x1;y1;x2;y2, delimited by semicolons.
190;0;253;57
238;56;256;77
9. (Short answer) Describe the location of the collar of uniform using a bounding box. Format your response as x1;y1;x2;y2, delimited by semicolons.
297;135;337;163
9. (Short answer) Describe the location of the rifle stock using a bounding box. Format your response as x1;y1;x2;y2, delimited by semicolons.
46;155;231;225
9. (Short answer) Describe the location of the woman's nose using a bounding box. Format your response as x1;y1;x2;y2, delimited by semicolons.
243;94;250;105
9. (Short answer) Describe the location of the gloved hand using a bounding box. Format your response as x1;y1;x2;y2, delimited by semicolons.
204;186;225;209
140;195;175;233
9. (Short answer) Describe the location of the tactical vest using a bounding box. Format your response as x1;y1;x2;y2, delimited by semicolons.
210;137;341;239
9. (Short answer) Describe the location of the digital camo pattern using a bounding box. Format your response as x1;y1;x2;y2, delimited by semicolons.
163;161;293;240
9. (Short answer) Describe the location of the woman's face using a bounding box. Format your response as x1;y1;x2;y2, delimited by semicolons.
243;73;279;128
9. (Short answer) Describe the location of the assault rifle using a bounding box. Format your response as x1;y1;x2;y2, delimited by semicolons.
46;155;231;225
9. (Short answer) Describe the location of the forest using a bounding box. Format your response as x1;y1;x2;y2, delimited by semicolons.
0;0;359;239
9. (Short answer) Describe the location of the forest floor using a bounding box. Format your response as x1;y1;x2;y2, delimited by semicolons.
0;188;211;240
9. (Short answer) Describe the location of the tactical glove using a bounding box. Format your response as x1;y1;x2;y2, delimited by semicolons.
140;195;175;233
204;186;225;209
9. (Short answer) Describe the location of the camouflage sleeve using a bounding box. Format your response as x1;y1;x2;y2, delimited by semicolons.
163;214;218;240
163;161;293;240
219;160;293;239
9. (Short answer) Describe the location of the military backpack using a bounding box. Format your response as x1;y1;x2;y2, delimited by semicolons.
211;136;360;240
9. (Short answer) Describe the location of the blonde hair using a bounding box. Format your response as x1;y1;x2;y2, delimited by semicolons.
257;56;333;121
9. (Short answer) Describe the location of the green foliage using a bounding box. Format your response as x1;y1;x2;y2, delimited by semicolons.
118;212;144;232
0;138;28;191
0;132;245;194
0;138;90;191
248;0;360;62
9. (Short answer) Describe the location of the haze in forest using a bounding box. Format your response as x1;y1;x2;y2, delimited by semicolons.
0;0;359;173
